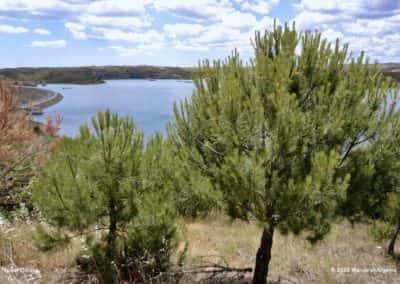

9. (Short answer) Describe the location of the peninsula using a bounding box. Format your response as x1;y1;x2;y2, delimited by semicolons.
16;86;63;114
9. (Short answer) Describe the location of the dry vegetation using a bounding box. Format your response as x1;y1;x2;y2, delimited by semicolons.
185;216;400;283
1;216;400;283
0;81;60;212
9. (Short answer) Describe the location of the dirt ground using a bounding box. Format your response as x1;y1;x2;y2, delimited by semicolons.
1;216;400;283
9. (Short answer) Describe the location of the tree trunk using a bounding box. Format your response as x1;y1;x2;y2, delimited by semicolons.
107;197;118;260
388;219;400;256
253;219;275;284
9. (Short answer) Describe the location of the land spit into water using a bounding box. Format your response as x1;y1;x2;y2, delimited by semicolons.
16;86;63;113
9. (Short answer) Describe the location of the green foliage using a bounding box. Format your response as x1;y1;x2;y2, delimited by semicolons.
378;115;400;224
32;224;70;252
31;111;182;282
340;137;400;221
122;192;182;277
148;133;221;218
369;221;394;242
166;151;222;218
340;109;400;250
169;22;397;281
0;66;192;84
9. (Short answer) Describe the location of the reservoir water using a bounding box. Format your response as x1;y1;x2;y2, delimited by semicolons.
39;80;194;137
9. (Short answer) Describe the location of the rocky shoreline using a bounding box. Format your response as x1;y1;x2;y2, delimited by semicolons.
17;86;63;113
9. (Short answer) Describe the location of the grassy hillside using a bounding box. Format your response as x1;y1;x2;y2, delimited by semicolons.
0;217;399;283
0;66;193;85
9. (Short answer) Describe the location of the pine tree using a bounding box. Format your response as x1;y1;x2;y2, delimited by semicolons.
342;111;400;255
377;117;400;255
32;111;181;282
163;134;222;218
169;23;397;283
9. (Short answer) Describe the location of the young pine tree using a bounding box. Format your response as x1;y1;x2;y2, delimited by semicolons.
342;111;400;255
32;111;181;283
169;23;397;283
375;117;400;255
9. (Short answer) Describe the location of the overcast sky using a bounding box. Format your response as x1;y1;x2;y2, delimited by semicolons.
1;0;399;67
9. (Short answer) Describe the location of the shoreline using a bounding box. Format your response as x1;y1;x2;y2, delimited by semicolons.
18;86;63;111
32;92;63;109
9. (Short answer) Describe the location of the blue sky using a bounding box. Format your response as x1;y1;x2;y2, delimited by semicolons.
1;0;399;67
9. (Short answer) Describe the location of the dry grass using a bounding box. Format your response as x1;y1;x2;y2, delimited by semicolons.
0;222;80;283
1;216;400;283
185;215;400;283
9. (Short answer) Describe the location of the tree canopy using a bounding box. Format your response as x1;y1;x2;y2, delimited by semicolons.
169;23;398;283
32;111;182;282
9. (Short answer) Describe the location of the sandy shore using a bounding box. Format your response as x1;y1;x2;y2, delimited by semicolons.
16;86;63;110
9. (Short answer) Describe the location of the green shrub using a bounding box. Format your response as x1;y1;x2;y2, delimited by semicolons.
31;111;182;283
369;221;394;241
121;192;182;279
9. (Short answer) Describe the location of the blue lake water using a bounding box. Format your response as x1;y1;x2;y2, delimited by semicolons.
39;80;194;137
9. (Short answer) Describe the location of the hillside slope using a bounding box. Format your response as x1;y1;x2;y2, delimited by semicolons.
0;66;193;85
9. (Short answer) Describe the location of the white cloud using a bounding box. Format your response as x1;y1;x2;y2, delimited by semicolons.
292;0;400;63
85;0;150;16
31;39;67;48
294;0;400;20
108;43;162;56
65;22;87;39
172;40;209;52
0;0;278;58
1;0;398;63
0;0;155;46
0;1;82;16
191;25;241;45
321;28;344;41
292;11;346;29
236;0;280;14
292;0;400;31
342;17;400;35
153;0;233;20
162;14;280;55
91;28;164;44
254;16;278;31
0;24;28;34
164;23;206;39
221;11;258;29
79;14;152;29
34;28;50;35
0;0;151;17
294;0;350;13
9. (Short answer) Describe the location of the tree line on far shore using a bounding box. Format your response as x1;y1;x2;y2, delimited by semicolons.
0;65;193;85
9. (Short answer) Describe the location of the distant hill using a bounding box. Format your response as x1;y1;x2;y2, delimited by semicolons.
0;66;193;85
379;63;400;82
0;64;399;85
